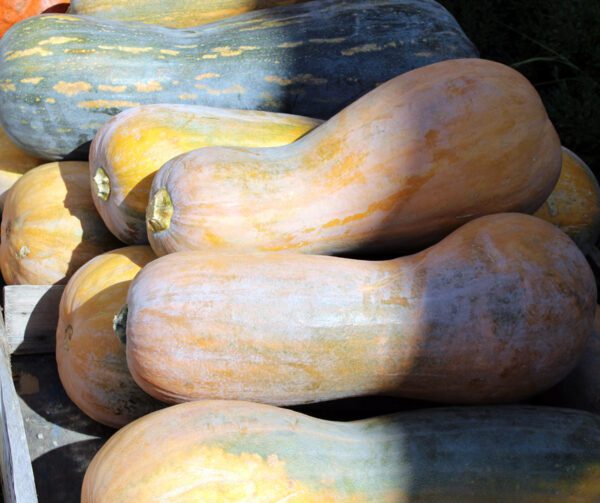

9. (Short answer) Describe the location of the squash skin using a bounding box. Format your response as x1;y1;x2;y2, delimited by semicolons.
534;147;600;254
0;0;478;159
147;58;562;257
126;213;595;405
89;105;322;244
69;0;308;28
0;0;67;37
537;305;600;414
56;246;163;428
0;126;41;210
0;161;121;285
82;401;600;502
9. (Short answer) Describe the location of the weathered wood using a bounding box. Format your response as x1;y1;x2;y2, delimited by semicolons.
0;311;38;502
3;286;64;355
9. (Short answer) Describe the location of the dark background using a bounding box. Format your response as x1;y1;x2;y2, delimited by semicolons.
439;0;600;179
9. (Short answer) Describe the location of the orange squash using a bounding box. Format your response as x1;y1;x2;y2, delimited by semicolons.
534;147;600;254
0;161;121;285
124;213;596;405
90;105;322;244
0;126;41;209
0;0;68;37
538;305;600;414
69;0;308;28
56;246;163;428
82;401;600;502
146;58;562;257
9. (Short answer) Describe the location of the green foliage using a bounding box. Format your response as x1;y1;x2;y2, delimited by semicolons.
439;0;600;177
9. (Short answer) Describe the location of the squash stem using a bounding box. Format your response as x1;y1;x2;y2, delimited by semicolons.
93;167;111;201
113;304;128;345
147;188;173;233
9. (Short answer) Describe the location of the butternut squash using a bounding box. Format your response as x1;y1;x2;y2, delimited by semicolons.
69;0;308;28
56;246;163;428
146;58;562;257
534;147;600;254
0;161;121;284
90;105;322;244
0;126;41;210
124;213;596;405
82;401;600;502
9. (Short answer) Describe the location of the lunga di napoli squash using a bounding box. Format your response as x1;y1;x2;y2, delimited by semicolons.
0;126;41;209
90;105;322;244
82;401;600;502
0;0;477;159
146;58;562;257
0;161;121;285
123;213;596;406
56;246;163;428
69;0;308;28
534;147;600;254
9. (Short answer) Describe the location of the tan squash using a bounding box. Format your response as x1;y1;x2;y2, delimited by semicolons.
0;126;41;210
0;161;121;285
82;401;600;502
146;58;562;257
69;0;308;28
534;147;600;254
56;246;163;428
90;105;322;244
124;213;596;405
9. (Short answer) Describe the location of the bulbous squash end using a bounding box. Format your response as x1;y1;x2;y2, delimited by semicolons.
113;304;128;345
147;188;173;233
92;167;111;202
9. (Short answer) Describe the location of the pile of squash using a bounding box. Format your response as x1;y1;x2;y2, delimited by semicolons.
1;1;600;501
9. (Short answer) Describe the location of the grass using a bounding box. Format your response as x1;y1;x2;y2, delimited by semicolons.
438;0;600;178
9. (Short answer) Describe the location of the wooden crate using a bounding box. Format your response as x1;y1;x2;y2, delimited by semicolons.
0;285;112;503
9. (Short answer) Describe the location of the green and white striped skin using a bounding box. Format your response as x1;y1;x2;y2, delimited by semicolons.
82;401;600;502
0;0;477;159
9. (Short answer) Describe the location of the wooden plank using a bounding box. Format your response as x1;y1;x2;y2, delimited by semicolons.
0;311;38;502
3;286;64;355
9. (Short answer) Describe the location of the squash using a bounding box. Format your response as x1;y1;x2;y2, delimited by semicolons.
69;0;308;28
536;305;600;414
0;0;478;159
146;58;561;257
0;0;68;37
56;246;163;428
0;161;121;285
82;401;600;502
123;213;595;405
90;105;322;244
0;126;41;210
534;147;600;254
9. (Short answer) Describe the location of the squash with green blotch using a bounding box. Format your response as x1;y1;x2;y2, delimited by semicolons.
90;104;322;244
534;147;600;254
56;245;163;428
146;58;561;257
69;0;308;28
0;0;477;159
123;214;595;406
82;401;600;502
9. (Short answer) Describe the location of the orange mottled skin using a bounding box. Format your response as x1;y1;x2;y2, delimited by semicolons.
0;161;121;284
534;147;600;254
56;246;163;428
127;213;596;406
148;58;562;257
0;0;67;37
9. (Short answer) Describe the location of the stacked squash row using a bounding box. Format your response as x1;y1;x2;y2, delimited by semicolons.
0;1;599;501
